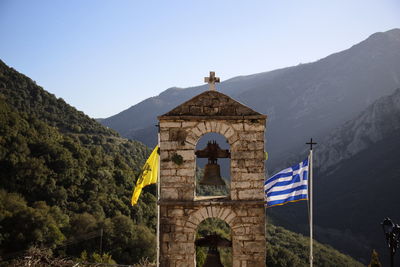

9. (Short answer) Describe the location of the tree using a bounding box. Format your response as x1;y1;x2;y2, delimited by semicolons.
368;249;382;267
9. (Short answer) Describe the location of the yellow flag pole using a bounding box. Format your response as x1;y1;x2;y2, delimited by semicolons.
156;124;160;267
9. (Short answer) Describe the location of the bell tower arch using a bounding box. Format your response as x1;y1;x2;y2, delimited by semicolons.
158;87;267;266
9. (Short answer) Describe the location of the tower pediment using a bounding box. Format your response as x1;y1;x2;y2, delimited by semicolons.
158;90;266;119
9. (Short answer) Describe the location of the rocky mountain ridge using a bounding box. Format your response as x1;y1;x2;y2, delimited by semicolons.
101;29;400;171
269;88;400;264
316;87;400;174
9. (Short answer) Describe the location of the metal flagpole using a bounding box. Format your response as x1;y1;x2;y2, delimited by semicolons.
156;124;161;267
309;149;313;267
306;138;316;267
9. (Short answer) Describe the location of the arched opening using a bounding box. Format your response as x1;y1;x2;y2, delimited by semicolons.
195;132;230;198
195;218;232;267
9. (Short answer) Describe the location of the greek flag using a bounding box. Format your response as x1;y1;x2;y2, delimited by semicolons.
265;158;309;207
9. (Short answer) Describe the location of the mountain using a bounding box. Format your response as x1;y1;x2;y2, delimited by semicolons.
316;87;400;174
101;29;400;171
0;60;156;264
0;60;365;266
269;88;400;264
0;61;116;137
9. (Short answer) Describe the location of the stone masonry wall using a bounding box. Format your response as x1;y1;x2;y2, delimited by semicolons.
159;119;265;201
158;117;266;267
160;202;265;267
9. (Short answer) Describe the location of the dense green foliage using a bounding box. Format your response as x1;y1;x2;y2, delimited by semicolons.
367;249;382;267
195;219;363;267
196;218;232;267
0;60;155;264
0;61;114;136
266;224;364;267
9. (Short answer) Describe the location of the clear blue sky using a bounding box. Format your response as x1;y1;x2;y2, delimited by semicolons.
1;0;399;118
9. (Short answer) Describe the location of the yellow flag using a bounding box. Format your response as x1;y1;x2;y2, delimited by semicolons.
131;145;159;205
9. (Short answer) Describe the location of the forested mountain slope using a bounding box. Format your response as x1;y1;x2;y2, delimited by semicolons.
0;60;156;264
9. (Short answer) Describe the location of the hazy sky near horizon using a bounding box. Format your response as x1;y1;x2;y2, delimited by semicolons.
1;0;399;118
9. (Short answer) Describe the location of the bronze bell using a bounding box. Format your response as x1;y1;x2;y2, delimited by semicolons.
195;141;230;187
203;247;224;267
201;160;225;186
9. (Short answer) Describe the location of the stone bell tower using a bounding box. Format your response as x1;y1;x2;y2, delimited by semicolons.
158;72;267;267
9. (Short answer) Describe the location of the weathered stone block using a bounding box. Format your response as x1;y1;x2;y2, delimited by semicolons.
161;188;178;199
231;122;244;131
238;132;264;141
169;128;187;143
199;207;208;221
190;126;202;139
177;150;195;160
160;150;170;160
189;105;203;115
174;233;187;242
225;212;236;224
211;207;220;218
160;130;169;141
230;189;238;200
182;121;198;128
168;209;184;217
243;241;265;252
247;207;264;217
219;123;229;135
206;206;213;218
244;159;264;168
236;150;259;160
161;169;177;176
210;121;217;132
214;121;223;133
247;141;265;150
254;149;265;159
161;176;186;184
224;126;235;139
178;168;195;176
235;234;254;241
239;173;264;180
180;190;194;201
240;216;264;224
160;121;182;128
235;208;248;217
185;221;197;230
204;121;212;132
196;122;206;133
162;233;171;242
252;179;264;188
233;259;241;267
161;141;180;150
220;208;232;221
244;123;265;131
231;181;251;189
228;133;240;145
238;189;263;200
185;134;197;146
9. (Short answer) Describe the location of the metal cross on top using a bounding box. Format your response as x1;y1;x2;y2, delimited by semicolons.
306;138;317;151
204;71;220;91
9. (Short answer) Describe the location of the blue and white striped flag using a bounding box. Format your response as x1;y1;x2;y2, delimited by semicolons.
264;158;309;207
